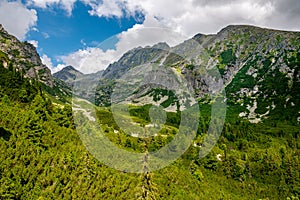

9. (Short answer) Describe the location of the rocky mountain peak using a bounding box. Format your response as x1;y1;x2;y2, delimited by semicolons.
0;25;54;87
59;65;82;74
64;65;79;71
218;24;260;33
91;25;300;123
152;42;170;50
53;65;84;82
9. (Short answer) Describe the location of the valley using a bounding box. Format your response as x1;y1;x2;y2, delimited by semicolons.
0;24;299;199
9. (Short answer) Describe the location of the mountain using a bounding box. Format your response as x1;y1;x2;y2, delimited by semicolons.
53;65;104;86
0;24;72;102
88;25;300;124
53;65;84;83
102;42;170;79
1;24;300;199
0;24;54;87
54;65;104;100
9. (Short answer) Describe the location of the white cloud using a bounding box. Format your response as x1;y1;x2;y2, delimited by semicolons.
41;54;53;69
0;1;38;40
19;0;300;35
61;47;118;74
27;40;39;48
60;16;188;74
41;54;66;73
32;27;39;32
27;0;77;16
80;39;87;46
116;16;186;48
53;64;67;73
87;0;124;18
167;0;275;35
81;0;300;35
22;0;300;74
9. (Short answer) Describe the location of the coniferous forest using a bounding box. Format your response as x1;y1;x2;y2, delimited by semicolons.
0;23;300;199
0;56;300;199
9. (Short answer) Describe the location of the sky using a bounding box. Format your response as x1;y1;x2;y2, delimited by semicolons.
0;0;299;74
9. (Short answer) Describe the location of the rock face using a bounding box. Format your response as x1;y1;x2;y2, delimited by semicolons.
53;25;300;123
53;66;84;83
54;65;104;100
87;25;300;123
102;44;170;80
0;24;54;87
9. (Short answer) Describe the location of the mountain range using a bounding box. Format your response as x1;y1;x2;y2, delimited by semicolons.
0;23;299;199
54;25;300;124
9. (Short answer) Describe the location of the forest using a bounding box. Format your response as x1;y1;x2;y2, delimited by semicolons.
0;62;299;199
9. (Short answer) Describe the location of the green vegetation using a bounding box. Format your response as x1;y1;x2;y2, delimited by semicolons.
0;62;39;103
11;49;20;58
1;26;300;199
185;64;195;70
220;48;236;65
95;78;115;106
1;88;299;199
146;88;179;109
1;57;299;199
0;50;8;62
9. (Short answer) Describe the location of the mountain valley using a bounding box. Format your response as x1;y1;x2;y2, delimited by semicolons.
0;24;299;199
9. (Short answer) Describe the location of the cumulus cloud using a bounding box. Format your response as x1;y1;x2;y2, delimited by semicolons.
81;0;300;35
21;0;300;35
60;16;187;74
27;0;77;16
20;0;300;73
60;48;118;74
41;54;53;69
87;0;125;18
53;64;67;73
116;16;187;48
0;1;38;40
265;0;300;31
41;54;65;73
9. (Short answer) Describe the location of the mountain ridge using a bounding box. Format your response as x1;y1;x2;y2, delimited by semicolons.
59;24;299;75
0;24;54;87
54;24;300;124
1;23;300;199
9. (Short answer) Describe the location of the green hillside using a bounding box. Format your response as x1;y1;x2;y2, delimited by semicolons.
0;25;300;199
0;64;299;199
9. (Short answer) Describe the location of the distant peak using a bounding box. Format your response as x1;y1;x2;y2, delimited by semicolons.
56;66;84;75
192;33;204;40
217;24;264;34
64;65;77;71
152;42;170;50
61;66;80;72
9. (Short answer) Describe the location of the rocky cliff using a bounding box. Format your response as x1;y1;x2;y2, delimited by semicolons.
54;65;104;100
0;24;54;87
72;25;300;123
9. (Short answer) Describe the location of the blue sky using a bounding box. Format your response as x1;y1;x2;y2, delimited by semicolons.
0;0;299;73
26;1;143;68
